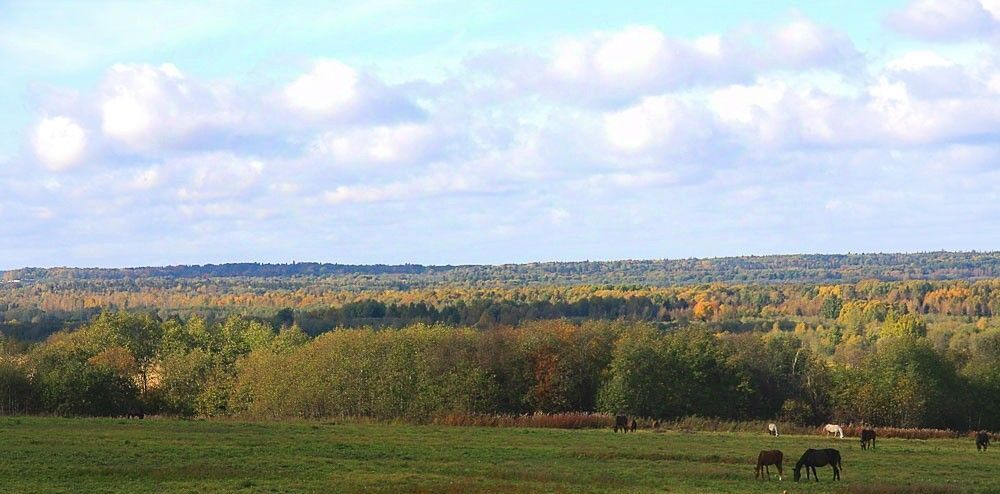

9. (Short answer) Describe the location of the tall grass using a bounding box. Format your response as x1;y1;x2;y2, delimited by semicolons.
427;413;987;439
836;484;960;494
432;412;613;429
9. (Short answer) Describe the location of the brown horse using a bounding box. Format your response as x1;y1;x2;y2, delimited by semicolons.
860;429;876;450
755;450;784;480
793;448;842;482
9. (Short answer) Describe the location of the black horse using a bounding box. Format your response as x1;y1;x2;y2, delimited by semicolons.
976;432;990;452
613;415;629;433
860;429;876;450
793;448;842;482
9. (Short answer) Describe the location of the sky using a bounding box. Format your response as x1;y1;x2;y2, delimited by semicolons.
2;0;1000;268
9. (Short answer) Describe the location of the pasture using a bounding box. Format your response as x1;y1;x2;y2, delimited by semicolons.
0;417;995;493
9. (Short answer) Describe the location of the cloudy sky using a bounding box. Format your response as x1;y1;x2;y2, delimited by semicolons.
2;0;1000;268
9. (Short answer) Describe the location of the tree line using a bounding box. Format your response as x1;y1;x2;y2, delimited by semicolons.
5;278;1000;341
1;311;997;430
6;251;1000;287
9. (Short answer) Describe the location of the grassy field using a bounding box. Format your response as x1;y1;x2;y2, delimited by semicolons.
0;417;996;493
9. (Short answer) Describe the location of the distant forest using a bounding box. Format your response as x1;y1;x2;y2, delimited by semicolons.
6;251;1000;287
3;251;1000;340
2;252;1000;430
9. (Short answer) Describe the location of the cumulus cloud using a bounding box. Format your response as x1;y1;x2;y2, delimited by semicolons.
10;12;1000;266
281;59;425;124
283;60;361;117
324;172;479;205
603;96;714;156
888;0;1000;40
309;123;441;167
174;153;266;201
97;63;250;152
28;59;423;164
32;116;87;170
475;17;861;104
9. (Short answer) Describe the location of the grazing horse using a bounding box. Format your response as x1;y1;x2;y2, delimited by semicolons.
860;429;876;450
824;424;844;438
793;448;842;482
768;423;779;437
976;432;990;452
613;415;629;433
755;450;784;480
126;403;145;419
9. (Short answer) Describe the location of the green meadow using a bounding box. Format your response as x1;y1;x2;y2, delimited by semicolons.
0;417;995;493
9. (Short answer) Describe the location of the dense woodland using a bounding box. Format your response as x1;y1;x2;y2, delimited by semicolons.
1;252;999;430
6;251;1000;286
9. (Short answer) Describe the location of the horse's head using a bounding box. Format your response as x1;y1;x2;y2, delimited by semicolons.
793;466;801;482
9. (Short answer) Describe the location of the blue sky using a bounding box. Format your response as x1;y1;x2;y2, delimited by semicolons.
2;0;1000;268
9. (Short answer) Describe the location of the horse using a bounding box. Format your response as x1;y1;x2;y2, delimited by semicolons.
629;418;637;432
755;450;784;480
768;423;779;437
824;424;844;438
613;415;629;433
976;432;990;452
860;429;876;450
793;448;842;482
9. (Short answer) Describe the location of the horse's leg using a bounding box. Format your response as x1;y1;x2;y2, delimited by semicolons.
812;466;819;482
777;463;783;481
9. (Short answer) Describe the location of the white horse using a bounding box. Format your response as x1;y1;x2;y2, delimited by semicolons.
824;424;844;438
768;423;779;437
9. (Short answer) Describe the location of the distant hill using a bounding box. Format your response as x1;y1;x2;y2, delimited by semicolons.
4;251;1000;287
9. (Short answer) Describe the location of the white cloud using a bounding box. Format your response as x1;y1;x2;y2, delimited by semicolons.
709;82;788;127
769;18;858;68
525;18;860;103
592;27;667;83
547;207;570;224
9;13;1000;267
888;0;999;40
604;96;710;154
175;153;265;201
127;167;163;191
887;51;954;71
26;59;422;165
310;124;439;166
324;172;478;205
32;116;87;171
283;59;360;117
550;39;588;79
98;63;247;151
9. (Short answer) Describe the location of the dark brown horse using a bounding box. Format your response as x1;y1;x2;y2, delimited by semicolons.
629;418;637;432
793;448;842;482
976;432;990;452
755;450;784;480
860;429;876;450
613;415;629;433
